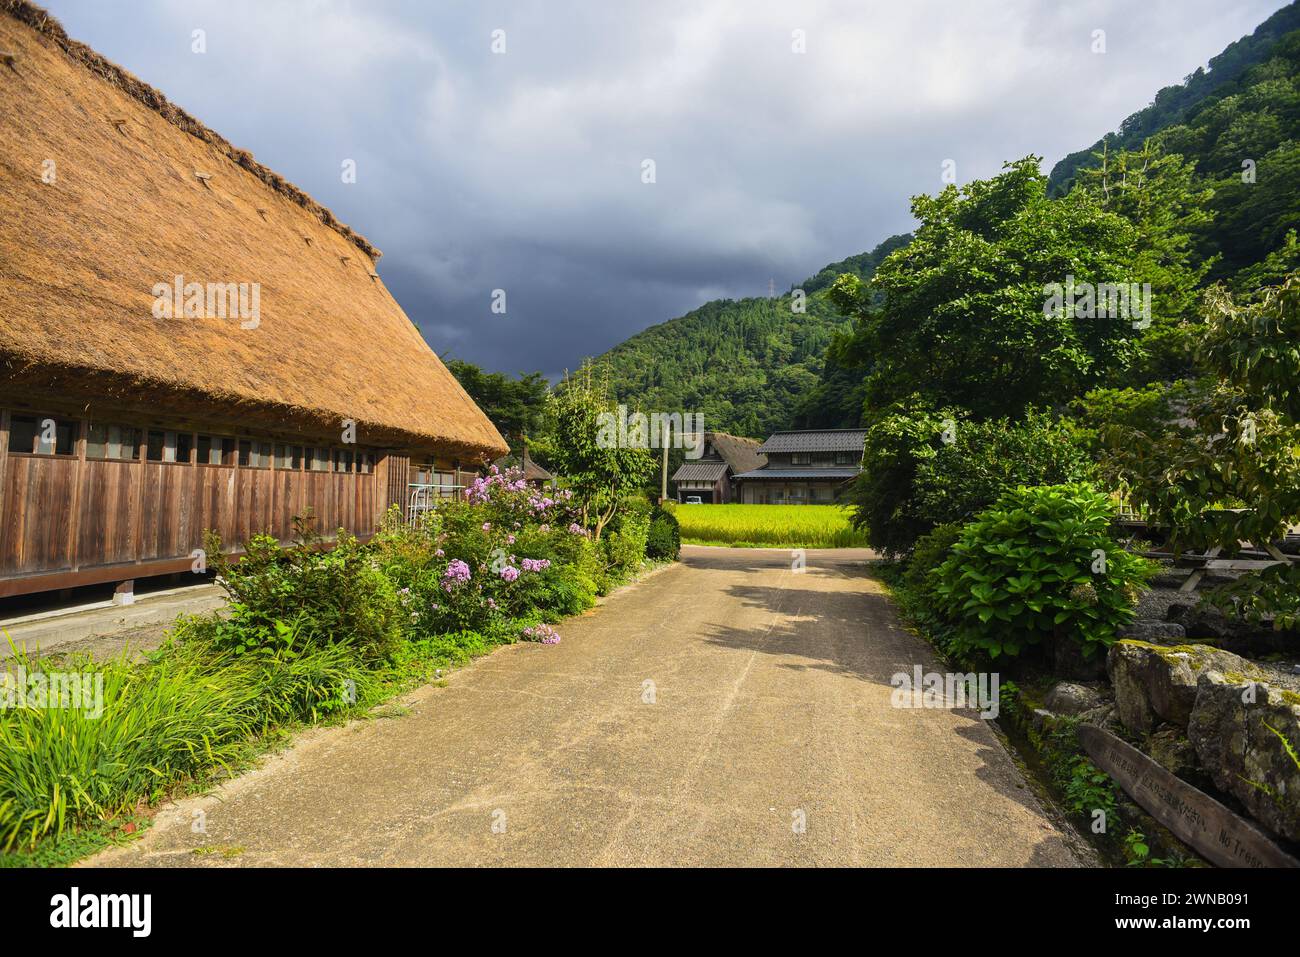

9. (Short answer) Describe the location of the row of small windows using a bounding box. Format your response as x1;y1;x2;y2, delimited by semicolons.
790;452;858;466
8;416;376;473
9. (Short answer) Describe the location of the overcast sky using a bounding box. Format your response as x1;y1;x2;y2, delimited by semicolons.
46;0;1290;379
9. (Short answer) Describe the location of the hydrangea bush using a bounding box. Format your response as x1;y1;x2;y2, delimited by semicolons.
374;466;604;643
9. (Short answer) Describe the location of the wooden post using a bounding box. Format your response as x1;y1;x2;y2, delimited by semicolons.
113;579;135;606
66;417;86;573
0;409;9;565
660;420;668;504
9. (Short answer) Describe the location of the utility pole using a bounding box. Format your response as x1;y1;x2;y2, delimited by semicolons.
660;418;669;503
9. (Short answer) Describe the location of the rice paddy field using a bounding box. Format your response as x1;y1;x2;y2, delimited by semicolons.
673;504;870;548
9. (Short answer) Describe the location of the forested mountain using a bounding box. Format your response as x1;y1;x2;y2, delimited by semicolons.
1053;2;1300;282
1048;1;1300;195
583;3;1300;439
589;234;908;438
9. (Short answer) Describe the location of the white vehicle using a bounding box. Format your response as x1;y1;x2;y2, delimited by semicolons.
684;496;703;504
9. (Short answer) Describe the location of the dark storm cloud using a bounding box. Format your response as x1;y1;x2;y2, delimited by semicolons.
45;0;1290;378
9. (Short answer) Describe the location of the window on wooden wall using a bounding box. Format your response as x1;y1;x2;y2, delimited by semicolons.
197;434;223;465
359;451;375;474
87;423;141;461
148;430;193;464
272;445;304;470
333;449;354;473
239;436;274;468
791;452;812;466
10;414;77;456
310;448;329;472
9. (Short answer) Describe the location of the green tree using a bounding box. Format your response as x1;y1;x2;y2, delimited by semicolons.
849;402;1095;556
832;157;1151;421
445;358;550;454
546;362;655;541
1072;143;1215;382
1106;274;1300;624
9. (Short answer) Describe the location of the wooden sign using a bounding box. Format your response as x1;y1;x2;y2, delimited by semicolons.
1078;724;1299;869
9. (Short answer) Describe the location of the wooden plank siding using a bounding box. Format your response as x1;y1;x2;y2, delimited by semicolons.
0;409;418;597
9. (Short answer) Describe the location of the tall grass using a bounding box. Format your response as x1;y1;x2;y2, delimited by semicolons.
674;504;869;548
0;644;258;851
0;635;374;853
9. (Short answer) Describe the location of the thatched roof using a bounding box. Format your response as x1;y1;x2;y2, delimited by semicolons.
0;1;507;460
706;432;766;474
493;447;555;483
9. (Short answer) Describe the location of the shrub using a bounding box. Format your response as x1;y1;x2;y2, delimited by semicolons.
646;505;681;561
912;411;1095;526
899;522;963;604
930;484;1153;660
851;405;1094;557
602;494;652;580
207;530;402;661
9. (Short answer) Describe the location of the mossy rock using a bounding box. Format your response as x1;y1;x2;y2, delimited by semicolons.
1107;640;1267;735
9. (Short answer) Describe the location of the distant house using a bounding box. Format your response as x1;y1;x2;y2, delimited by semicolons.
733;429;866;504
492;446;556;488
671;432;766;503
0;2;507;598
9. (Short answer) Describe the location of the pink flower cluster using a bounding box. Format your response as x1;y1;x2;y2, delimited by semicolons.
442;559;472;590
499;565;520;582
465;465;529;504
522;623;561;644
521;558;551;572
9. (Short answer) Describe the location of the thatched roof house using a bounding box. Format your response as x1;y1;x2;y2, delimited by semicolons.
0;1;507;597
671;432;766;503
492;447;557;487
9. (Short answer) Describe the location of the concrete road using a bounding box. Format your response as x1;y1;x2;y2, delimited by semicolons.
2;584;223;661
87;547;1084;867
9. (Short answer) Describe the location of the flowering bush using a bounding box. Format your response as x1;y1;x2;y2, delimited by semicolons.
204;467;661;669
371;466;604;636
522;623;561;644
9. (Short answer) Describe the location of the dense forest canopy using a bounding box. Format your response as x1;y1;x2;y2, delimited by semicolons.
1048;0;1300;194
583;234;909;438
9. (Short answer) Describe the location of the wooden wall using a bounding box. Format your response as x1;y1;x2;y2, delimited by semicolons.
0;409;406;597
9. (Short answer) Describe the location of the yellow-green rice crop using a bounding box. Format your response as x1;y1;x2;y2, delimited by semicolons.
673;504;868;548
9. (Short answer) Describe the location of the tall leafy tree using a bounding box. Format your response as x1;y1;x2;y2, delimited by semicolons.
1105;274;1300;625
832;157;1150;421
1072;142;1215;382
445;358;550;454
546;362;654;541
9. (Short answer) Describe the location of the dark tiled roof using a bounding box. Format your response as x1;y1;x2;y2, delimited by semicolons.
757;429;868;454
733;467;861;481
672;460;729;482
